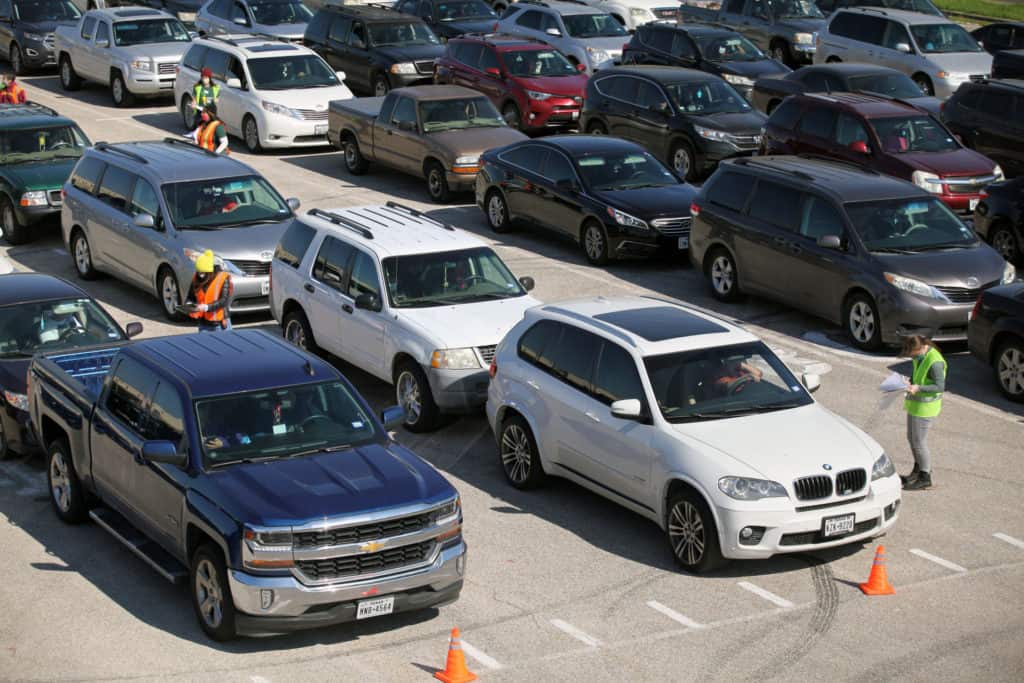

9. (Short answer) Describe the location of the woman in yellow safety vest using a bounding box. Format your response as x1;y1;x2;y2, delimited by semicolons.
901;334;946;490
190;67;219;128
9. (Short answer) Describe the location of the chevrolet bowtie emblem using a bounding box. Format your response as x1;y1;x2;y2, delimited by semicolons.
361;540;384;553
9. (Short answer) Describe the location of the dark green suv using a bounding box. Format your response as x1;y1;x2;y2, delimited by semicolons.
0;103;90;245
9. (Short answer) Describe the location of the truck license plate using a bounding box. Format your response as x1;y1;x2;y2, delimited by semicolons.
356;596;394;620
822;513;856;538
678;236;689;249
261;281;270;296
315;124;328;135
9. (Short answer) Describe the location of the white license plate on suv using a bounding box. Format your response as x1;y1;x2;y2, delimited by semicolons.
678;236;689;249
822;513;856;538
969;198;979;211
261;281;270;296
356;596;394;620
315;124;328;135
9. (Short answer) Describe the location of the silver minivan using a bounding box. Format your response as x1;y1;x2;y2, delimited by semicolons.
61;139;298;320
815;8;992;99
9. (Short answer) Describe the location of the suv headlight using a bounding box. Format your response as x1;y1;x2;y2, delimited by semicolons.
871;453;896;481
2;389;29;411
391;62;417;74
23;32;46;42
606;206;648;230
242;525;294;569
262;100;302;119
884;272;947;301
1003;262;1017;285
694;124;730;142
431;348;481;369
723;74;754;87
911;170;943;194
19;191;48;207
586;47;610;64
994;164;1004;181
719;476;788;500
527;89;552;101
130;58;153;73
630;7;651;18
794;32;814;45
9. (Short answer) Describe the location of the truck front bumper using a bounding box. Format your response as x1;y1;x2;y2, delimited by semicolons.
126;72;177;97
227;540;466;635
427;366;490;413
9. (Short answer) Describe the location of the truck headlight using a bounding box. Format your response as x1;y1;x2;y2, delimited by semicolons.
884;272;947;301
871;453;896;481
606;206;648;230
586;47;610;65
243;525;294;569
911;170;943;194
526;89;552;101
723;74;754;87
130;59;154;73
694;124;730;142
794;32;814;45
391;62;417;74
1003;262;1017;285
993;164;1004;181
262;100;303;120
19;191;48;207
431;348;481;369
2;389;29;411
452;155;480;174
719;476;788;500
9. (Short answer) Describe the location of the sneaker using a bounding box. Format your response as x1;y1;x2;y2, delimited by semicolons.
903;472;932;490
899;465;920;485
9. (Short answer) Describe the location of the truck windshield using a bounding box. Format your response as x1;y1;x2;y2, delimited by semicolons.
248;0;313;25
0;124;89;163
248;54;338;90
437;0;496;21
369;21;440;46
162;175;292;230
870;115;958;153
694;34;765;62
0;298;123;358
563;13;627;38
848;73;924;100
503;49;577;77
113;19;191;46
666;79;751;114
13;0;81;22
382;247;526;308
846;197;978;252
767;0;823;19
196;381;381;467
419;97;504;131
910;23;983;53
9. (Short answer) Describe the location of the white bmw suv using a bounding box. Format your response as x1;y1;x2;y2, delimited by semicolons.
486;296;901;572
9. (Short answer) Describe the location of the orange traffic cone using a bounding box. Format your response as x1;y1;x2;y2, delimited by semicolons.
859;545;895;595
434;628;477;683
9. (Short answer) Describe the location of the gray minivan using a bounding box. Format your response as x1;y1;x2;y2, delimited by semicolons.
61;139;299;319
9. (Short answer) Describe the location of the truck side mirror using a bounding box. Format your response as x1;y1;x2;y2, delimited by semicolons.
286;197;301;212
847;140;870;154
125;322;144;338
545;27;562;37
397;120;417;132
96;38;109;48
816;234;842;250
226;77;242;89
802;372;821;394
355;292;382;312
485;67;501;78
141;440;188;468
381;405;405;430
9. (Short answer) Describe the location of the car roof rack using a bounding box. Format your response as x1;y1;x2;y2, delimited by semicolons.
733;156;814;181
795;154;880;175
385;201;456;231
94;142;148;165
161;137;220;157
857;7;889;16
307;208;375;240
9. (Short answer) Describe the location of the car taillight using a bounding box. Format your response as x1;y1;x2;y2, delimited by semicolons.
690;201;700;217
492;22;498;31
970;295;982;321
489;358;497;379
622;43;629;52
61;188;66;198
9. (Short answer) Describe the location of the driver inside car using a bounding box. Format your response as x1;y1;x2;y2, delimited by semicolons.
38;304;85;344
712;356;763;396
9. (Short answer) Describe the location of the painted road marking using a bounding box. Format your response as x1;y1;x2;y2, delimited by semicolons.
550;619;601;648
737;582;794;609
993;532;1024;550
250;677;272;683
646;600;704;629
460;639;502;670
910;548;967;573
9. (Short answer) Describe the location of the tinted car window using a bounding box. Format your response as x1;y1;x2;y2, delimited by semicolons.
645;27;674;52
479;46;500;71
274;220;315;268
705;170;754;212
798;106;837;138
328;15;351;42
769;98;802;129
96;165;137;213
542;151;575;183
145;382;185;447
458;42;483;67
313;235;354;289
881;20;911;50
598;75;638;102
516;9;542;29
106;358;157;435
183;44;207;71
835;113;869;146
347;250;381;301
501;144;546;171
391;96;417;125
672;33;697;59
592;341;644;406
70;156;105;194
305;9;331;42
980;90;1014;116
204;48;231;81
748;181;802;231
956;87;981;109
94;20;109;45
518;319;560;364
130;180;161;219
800;196;846;240
636;80;667;108
80;16;96;39
543;325;599;393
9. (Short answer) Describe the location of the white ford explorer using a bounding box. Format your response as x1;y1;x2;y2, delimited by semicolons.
486;295;901;572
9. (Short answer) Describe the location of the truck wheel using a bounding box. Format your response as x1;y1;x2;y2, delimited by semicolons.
666;488;725;573
10;43;25;76
498;415;546;489
60;54;81;91
48;439;88;524
343;135;369;175
372;74;390;97
190;544;238;641
71;230;98;280
394;360;440;433
0;196;27;245
425;160;451;204
158;267;184;321
111;70;135;107
283;309;320;355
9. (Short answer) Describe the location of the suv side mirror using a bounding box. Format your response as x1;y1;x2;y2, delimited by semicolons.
286;197;301;212
610;398;643;421
816;234;842;250
95;38;109;48
355;292;382;312
895;42;911;53
397;119;417;132
802;372;821;394
381;405;405;430
133;213;155;229
545;27;562;37
649;100;669;114
226;77;242;89
519;275;535;291
847;140;870;154
125;322;143;338
141;440;188;467
485;67;502;78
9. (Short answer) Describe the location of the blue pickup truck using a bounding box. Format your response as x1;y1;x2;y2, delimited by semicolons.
29;329;466;640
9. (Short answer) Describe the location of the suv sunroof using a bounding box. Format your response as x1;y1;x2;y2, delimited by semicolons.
594;306;727;341
248;44;298;52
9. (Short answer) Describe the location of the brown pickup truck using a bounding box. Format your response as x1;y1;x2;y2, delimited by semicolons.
328;85;526;202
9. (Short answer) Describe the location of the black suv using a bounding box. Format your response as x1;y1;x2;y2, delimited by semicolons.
622;23;789;102
974;176;1024;265
0;0;81;74
393;0;498;41
689;155;1013;350
303;3;444;96
580;66;766;181
942;79;1024;179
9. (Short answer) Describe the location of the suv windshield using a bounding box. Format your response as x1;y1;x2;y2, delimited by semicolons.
13;0;81;22
910;23;983;53
577;150;679;191
369;21;439;46
846;196;978;251
503;48;576;76
768;0;823;19
870;115;958;153
0;298;123;358
113;19;190;46
196;381;381;467
645;342;812;423
248;0;313;25
419;97;504;131
248;54;337;89
162;175;291;230
437;0;496;21
694;34;765;62
667;79;751;114
0;124;89;163
848;73;924;100
563;13;627;38
382;247;526;308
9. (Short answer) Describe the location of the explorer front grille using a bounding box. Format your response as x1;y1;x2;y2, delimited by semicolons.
296;540;436;581
835;468;866;495
415;60;436;74
793;475;832;501
293;510;436;549
651;216;692;236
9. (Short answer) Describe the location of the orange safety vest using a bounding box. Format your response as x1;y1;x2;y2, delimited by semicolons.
190;272;230;323
1;83;25;104
198;120;226;152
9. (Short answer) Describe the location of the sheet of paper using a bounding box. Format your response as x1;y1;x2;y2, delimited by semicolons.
879;372;907;393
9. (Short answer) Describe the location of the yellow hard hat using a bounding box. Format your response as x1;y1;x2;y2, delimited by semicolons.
195;249;215;273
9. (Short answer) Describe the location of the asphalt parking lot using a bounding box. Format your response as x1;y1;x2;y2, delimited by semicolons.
1;72;1023;682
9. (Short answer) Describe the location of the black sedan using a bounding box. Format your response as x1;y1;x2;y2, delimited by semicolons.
974;177;1024;266
969;282;1024;402
475;135;698;266
0;273;141;458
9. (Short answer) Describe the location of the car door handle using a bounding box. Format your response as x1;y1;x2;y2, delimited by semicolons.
584;411;601;423
303;283;314;293
93;416;109;435
342;303;353;314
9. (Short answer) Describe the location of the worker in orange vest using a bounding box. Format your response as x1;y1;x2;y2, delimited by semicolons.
0;72;26;104
187;250;233;332
187;103;229;154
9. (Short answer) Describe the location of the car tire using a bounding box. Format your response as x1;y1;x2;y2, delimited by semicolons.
913;73;934;96
485;189;511;233
705;248;741;302
502;102;522;130
343;134;369;175
59;55;81;91
111;70;135;107
48;438;88;524
581;219;610;266
158;266;184;322
498;414;547;489
0;419;11;461
669;139;697;181
0;195;27;245
181;94;196;130
665;489;725;574
283;309;320;355
190;544;238;642
586;120;607;135
372;74;390;97
394;360;440;433
994;337;1024;403
844;292;882;351
425;160;451;204
989;223;1020;263
10;43;25;76
70;230;98;280
243;115;262;154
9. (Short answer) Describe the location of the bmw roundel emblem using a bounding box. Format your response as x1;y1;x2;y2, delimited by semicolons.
822;464;833;471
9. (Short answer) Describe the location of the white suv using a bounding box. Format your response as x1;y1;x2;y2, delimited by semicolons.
174;34;353;152
270;202;541;432
486;296;901;572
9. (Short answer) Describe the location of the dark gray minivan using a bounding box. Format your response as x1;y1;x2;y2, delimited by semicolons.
689;155;1016;350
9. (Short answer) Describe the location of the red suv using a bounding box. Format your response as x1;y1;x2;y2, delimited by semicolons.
762;93;1003;214
434;34;587;132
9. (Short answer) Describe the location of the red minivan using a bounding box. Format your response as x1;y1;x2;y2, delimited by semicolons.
434;34;588;133
761;92;1003;214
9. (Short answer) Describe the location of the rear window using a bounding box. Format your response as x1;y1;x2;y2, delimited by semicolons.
69;156;105;195
274;220;316;268
704;170;754;212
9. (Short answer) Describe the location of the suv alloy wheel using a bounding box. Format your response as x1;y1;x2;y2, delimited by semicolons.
498;415;546;489
394;360;440;432
844;292;882;350
665;489;724;573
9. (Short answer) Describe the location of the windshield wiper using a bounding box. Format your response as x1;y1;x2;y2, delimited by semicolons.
212;218;284;228
870;247;917;255
669;406;760;422
285;444;353;459
907;242;973;251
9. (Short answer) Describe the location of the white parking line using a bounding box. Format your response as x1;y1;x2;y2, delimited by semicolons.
910;548;967;573
737;581;794;609
993;533;1024;550
460;639;502;670
250;676;272;683
646;600;704;629
549;619;601;648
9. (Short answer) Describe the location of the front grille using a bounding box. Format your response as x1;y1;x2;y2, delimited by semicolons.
230;259;271;277
779;518;878;546
294;134;329;143
728;133;762;149
477;345;497;365
43;33;55;50
296;108;328;121
793;474;832;501
294;511;436;549
296;540;436;581
48;189;62;206
935;280;997;304
414;60;436;74
944;174;997;194
157;62;176;75
969;74;987;82
651;216;693;236
654;7;677;18
835;468;866;496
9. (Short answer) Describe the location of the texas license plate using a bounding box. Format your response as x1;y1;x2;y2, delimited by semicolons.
969;198;979;211
571;111;579;120
822;513;856;538
261;281;270;296
356;596;394;620
678;236;689;249
315;124;328;135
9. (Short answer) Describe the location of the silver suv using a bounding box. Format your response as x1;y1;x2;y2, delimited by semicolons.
815;8;992;99
62;139;299;320
195;0;313;42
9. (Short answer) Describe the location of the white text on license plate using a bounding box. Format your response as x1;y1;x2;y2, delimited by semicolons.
822;513;856;538
261;281;270;296
678;236;689;249
315;124;328;135
969;198;979;211
356;596;394;620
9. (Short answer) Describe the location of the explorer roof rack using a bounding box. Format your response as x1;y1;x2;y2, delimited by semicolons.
307;208;375;240
385;201;456;231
